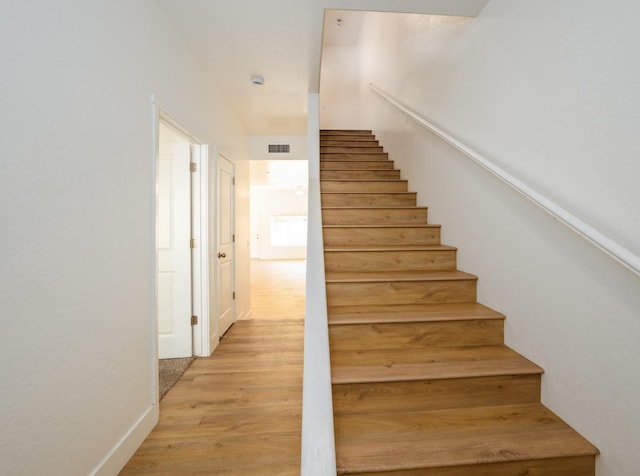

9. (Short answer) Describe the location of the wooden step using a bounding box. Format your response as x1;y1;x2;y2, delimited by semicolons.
331;342;541;415
334;403;598;475
321;129;372;136
324;245;456;272
320;135;377;143
323;225;441;246
330;344;539;375
320;180;408;193
329;318;503;351
320;169;400;180
324;270;477;307
321;146;384;154
321;140;379;147
320;160;394;170
333;374;541;416
321;153;389;161
322;207;428;225
321;192;416;208
327;302;504;324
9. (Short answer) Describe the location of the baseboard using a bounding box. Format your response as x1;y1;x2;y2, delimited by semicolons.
91;404;158;475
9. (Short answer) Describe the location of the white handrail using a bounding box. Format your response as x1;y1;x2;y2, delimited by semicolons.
369;83;640;278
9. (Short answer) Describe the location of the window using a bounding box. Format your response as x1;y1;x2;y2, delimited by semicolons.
270;215;307;246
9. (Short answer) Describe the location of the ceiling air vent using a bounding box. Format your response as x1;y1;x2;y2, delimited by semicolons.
268;144;290;154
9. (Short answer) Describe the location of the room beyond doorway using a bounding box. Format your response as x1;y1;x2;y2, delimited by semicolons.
249;160;308;259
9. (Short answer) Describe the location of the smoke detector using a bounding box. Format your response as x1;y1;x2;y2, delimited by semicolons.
251;74;265;86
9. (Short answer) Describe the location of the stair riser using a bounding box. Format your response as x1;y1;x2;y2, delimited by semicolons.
324;249;455;272
322;208;428;225
325;280;477;306
346;456;596;476
321;153;388;161
321;181;408;193
329;320;503;350
332;375;541;415
321;140;379;147
320;170;401;180
322;193;416;207
323;227;441;246
320;161;394;170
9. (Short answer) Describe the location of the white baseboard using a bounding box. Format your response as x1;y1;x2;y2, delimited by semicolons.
91;404;158;475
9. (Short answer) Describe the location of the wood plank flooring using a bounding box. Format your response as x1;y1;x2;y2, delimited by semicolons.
121;320;303;475
248;259;305;320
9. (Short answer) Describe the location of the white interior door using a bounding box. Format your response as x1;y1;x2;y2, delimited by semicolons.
216;155;235;337
157;122;192;358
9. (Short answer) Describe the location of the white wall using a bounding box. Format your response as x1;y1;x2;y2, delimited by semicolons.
0;1;248;474
321;2;640;474
319;46;362;129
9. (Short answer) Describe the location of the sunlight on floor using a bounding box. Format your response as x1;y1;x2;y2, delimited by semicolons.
248;259;306;320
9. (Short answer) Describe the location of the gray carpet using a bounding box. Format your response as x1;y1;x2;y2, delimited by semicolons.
159;357;195;400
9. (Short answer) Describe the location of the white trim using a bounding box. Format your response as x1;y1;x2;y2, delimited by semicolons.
301;94;337;476
369;83;640;279
194;145;211;356
150;94;160;404
191;144;211;357
91;405;158;476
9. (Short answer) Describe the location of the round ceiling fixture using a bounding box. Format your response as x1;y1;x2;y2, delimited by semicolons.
251;74;265;86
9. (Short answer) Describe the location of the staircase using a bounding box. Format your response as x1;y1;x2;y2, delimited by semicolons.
320;130;599;475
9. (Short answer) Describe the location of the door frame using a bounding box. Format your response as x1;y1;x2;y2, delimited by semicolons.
151;103;212;402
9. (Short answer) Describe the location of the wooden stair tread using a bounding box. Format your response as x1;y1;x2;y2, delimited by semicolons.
321;129;372;134
321;179;406;183
322;206;426;210
331;343;523;363
328;302;503;325
320;169;400;173
321;192;414;195
324;245;456;252
325;270;477;283
335;404;598;474
331;346;543;383
324;224;438;228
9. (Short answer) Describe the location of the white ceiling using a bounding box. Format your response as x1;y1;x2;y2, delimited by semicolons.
157;0;489;136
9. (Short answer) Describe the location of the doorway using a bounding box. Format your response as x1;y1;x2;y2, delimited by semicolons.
249;160;308;259
248;160;307;320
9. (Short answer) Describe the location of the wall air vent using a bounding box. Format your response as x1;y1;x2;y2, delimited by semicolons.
268;144;290;154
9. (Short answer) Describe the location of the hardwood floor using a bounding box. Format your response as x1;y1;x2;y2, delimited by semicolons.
248;259;306;320
121;319;304;475
123;260;305;474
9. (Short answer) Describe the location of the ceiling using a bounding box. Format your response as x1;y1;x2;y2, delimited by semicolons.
157;0;489;136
